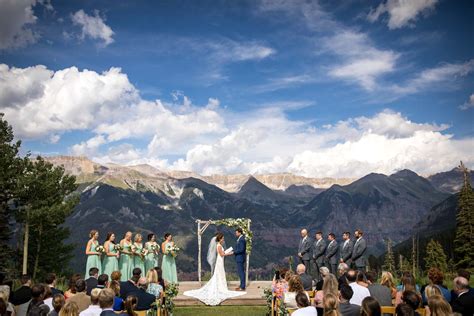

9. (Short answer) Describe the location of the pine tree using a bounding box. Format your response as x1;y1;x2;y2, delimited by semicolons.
383;238;396;273
0;113;24;271
424;239;448;272
453;161;474;269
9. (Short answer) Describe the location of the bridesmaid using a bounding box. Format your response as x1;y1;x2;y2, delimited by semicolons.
85;230;102;278
144;233;160;272
119;231;134;281
161;233;178;283
133;233;146;274
103;232;119;277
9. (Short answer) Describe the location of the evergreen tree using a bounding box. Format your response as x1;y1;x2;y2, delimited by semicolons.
453;161;474;269
383;238;396;273
424;239;448;272
0;113;24;271
16;156;78;278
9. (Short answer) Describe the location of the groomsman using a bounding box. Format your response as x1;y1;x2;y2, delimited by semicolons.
351;229;367;272
325;233;338;275
340;232;354;267
312;231;326;281
298;229;312;273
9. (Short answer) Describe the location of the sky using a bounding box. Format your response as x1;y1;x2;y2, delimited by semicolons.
0;0;473;178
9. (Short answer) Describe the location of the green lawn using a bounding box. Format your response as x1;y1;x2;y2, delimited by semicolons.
174;305;267;316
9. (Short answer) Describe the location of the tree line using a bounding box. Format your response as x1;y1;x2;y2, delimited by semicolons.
0;113;79;280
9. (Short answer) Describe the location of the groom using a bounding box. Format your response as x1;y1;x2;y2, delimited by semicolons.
234;228;246;291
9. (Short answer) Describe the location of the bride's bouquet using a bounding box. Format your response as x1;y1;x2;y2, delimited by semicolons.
96;245;105;254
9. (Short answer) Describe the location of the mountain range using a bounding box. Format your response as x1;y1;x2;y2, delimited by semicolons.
45;156;471;278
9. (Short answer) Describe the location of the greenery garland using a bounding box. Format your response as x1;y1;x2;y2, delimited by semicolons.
213;218;253;253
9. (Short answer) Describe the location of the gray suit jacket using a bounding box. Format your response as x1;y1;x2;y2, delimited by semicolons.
298;237;312;261
339;302;360;316
312;239;326;264
368;284;392;307
351;237;367;267
325;240;338;264
340;240;354;263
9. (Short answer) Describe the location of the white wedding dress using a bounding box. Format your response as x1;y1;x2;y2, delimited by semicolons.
183;243;246;305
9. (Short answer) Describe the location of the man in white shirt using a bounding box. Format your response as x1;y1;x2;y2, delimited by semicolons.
346;269;370;306
80;289;102;316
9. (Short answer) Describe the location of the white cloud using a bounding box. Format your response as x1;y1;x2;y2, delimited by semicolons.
368;0;438;29
459;94;474;111
71;9;114;47
254;75;314;93
0;0;39;50
324;31;399;91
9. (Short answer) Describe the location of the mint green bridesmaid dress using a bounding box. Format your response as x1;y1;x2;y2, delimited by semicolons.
133;243;146;274
102;242;119;277
144;242;159;273
161;242;178;283
119;242;133;281
85;241;102;278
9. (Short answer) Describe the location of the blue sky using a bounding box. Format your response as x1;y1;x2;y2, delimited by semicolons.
0;0;473;177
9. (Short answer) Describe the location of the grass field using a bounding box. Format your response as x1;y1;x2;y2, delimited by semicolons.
174;305;267;316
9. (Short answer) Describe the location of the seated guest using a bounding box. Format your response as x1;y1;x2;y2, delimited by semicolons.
357;271;369;288
423;285;441;304
395;303;414;316
42;286;53;312
0;284;15;316
10;275;32;306
396;272;420;292
153;268;165;291
110;272;121;283
315;267;330;291
284;276;309;309
58;301;79;316
422;268;450;304
272;268;289;299
426;295;452;316
68;280;90;313
380;271;397;300
1;297;10;316
45;274;63;297
123;296;137;316
347;270;370;306
451;276;474;316
296;264;313;291
360;297;381;316
108;281;123;312
401;290;421;315
337;263;349;289
85;269;99;297
145;270;163;298
131;278;155;311
64;274;81;300
26;284;49;316
366;271;392;307
339;283;360;316
79;289;101;316
292;292;317;316
450;269;474;302
322;293;340;316
98;290;119;316
49;294;65;316
315;274;338;308
96;276;108;291
119;269;140;300
395;274;419;306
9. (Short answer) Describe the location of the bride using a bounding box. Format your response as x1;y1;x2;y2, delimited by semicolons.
183;232;246;305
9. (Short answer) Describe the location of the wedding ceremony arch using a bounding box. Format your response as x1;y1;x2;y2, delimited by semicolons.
196;218;252;285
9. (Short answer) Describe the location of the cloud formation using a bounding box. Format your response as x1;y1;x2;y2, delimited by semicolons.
71;9;114;46
368;0;438;29
459;94;474;111
0;0;39;50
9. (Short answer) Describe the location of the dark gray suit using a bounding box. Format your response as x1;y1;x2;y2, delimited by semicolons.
325;240;338;275
351;237;367;271
368;284;392;307
298;273;313;291
340;239;353;266
339;302;360;316
298;237;312;272
312;238;326;281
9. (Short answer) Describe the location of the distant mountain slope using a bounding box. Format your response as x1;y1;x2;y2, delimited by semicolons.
428;167;474;194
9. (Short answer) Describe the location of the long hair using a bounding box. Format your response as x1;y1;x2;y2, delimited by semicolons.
322;274;339;297
361;297;381;316
216;232;224;242
124;295;138;316
105;232;115;244
428;295;452;316
288;275;304;293
381;271;395;289
146;269;158;284
134;234;142;242
323;293;341;316
59;301;79;316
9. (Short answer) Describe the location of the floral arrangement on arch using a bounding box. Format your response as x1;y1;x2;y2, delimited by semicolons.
213;217;253;254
